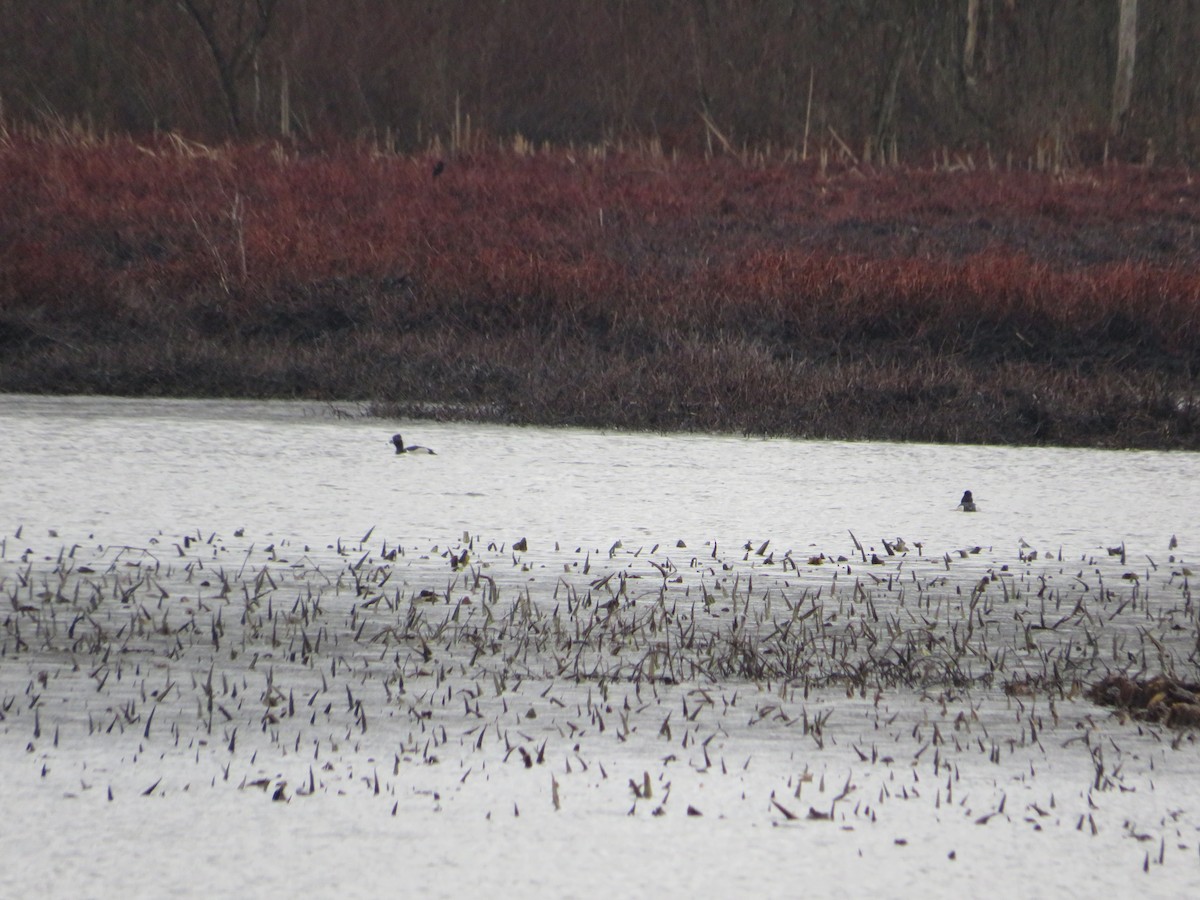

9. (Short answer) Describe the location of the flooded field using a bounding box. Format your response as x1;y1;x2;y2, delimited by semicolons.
2;395;1200;897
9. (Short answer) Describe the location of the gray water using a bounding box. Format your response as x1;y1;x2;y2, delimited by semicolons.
1;394;1194;557
4;393;1200;898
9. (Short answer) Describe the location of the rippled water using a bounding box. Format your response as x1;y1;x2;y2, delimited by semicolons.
2;394;1196;556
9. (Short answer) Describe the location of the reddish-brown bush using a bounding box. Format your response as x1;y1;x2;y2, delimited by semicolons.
1;134;1198;447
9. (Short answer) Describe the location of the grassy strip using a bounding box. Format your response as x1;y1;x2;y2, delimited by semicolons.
2;134;1199;447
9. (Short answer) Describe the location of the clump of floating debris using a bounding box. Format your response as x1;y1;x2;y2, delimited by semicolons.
1089;674;1200;727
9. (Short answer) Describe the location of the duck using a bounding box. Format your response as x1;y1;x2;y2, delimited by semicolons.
391;433;435;455
958;490;977;512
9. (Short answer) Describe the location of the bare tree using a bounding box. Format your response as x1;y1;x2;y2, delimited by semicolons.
1112;0;1138;132
962;0;981;84
176;0;278;135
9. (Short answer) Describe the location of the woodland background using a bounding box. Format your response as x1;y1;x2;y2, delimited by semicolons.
0;1;1190;162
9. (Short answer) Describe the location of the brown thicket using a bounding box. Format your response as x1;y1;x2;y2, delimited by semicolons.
2;1;1200;161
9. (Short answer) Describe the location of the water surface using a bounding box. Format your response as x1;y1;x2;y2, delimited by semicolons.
2;394;1194;557
3;395;1200;898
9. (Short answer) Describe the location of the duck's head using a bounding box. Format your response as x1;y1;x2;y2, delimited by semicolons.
960;490;974;506
391;434;406;453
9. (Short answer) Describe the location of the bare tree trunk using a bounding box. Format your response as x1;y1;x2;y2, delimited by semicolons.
874;26;909;154
1112;0;1138;132
962;0;980;85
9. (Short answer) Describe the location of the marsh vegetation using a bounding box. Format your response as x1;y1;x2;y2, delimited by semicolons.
3;136;1199;448
3;517;1198;892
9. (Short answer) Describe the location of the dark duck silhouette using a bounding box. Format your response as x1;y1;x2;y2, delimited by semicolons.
958;490;977;512
392;433;435;455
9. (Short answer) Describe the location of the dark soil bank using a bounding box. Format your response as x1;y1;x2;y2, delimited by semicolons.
2;136;1198;448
